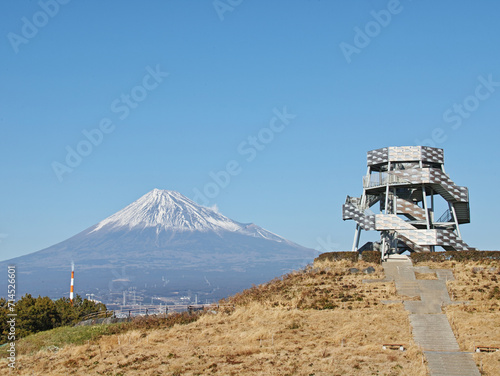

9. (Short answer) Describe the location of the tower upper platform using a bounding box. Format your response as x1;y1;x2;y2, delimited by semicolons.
367;146;444;167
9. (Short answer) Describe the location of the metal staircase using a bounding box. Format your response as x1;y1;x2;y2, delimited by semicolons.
342;146;474;257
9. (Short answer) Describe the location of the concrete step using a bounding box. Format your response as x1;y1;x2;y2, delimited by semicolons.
383;262;416;283
424;352;480;376
405;301;443;314
394;279;420;298
383;261;413;267
418;280;452;305
413;267;455;281
395;281;420;286
435;269;455;281
414;266;434;273
410;314;459;351
382;261;480;376
397;289;421;295
386;254;411;261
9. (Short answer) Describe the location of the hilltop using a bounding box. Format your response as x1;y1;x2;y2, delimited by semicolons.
2;256;499;375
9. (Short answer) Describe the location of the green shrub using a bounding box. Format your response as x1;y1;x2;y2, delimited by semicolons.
314;251;381;264
314;252;358;263
0;294;107;344
410;251;500;263
360;251;381;264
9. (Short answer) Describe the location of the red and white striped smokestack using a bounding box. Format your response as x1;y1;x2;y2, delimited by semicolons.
70;262;75;305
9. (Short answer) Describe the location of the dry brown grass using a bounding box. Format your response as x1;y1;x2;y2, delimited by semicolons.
414;272;437;280
222;260;400;310
0;260;429;375
412;260;500;309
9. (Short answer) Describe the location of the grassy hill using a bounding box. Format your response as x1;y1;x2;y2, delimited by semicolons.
1;257;499;375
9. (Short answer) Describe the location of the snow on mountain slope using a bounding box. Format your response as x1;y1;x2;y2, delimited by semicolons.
93;189;242;232
91;189;286;243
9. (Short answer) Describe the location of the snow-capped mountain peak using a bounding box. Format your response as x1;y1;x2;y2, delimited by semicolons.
0;189;317;301
92;189;244;233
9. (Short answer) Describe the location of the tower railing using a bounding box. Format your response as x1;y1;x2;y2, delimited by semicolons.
436;209;453;223
363;172;411;189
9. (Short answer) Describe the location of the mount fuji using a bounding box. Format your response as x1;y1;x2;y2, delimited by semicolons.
0;189;317;302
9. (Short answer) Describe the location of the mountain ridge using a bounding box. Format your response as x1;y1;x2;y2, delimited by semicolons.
0;189;316;301
89;189;287;243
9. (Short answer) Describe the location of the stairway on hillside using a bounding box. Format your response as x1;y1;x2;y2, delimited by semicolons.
382;259;480;376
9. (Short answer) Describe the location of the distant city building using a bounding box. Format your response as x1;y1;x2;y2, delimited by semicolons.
342;146;474;259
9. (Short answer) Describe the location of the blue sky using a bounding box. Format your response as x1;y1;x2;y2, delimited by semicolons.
1;0;500;261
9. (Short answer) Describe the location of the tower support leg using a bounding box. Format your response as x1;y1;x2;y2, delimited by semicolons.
352;224;361;252
450;204;462;239
381;233;387;261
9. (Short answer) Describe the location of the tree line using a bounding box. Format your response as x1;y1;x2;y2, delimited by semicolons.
0;294;106;343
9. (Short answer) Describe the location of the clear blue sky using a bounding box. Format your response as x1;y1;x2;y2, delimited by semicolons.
1;0;500;261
